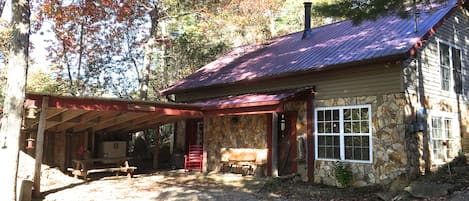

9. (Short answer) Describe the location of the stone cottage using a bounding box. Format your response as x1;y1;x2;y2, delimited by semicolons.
161;0;469;186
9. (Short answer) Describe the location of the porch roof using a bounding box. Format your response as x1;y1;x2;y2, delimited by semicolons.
24;93;203;134
192;88;313;115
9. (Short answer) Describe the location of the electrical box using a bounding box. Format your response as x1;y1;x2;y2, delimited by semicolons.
98;141;127;158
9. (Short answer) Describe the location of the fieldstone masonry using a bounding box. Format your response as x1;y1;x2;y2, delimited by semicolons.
204;114;267;171
200;93;468;187
313;93;412;186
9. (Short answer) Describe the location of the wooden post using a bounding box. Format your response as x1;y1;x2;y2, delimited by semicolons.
83;130;88;152
153;126;160;170
307;92;314;180
271;113;279;177
266;113;273;176
202;118;208;175
90;128;95;156
33;96;49;198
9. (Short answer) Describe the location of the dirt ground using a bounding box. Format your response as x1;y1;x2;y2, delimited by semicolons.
23;153;469;201
31;166;468;201
34;169;381;201
36;170;268;201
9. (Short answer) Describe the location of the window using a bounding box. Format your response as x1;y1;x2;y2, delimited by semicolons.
439;42;463;94
429;111;460;164
315;105;372;163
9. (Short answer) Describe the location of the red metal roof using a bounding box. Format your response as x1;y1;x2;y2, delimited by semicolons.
162;1;458;95
192;88;311;109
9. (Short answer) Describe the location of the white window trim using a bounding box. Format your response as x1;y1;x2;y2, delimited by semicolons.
428;110;460;165
314;104;373;164
438;40;464;95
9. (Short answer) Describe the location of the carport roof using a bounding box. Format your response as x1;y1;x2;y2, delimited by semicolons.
24;93;203;134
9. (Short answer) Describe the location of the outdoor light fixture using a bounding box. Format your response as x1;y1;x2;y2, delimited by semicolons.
25;100;40;119
26;135;35;149
26;101;39;119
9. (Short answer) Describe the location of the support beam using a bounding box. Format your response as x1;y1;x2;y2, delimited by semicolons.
202;118;208;175
45;110;88;129
307;92;314;180
271;112;279;177
153;126;160;170
93;112;147;131
33;96;49;198
104;113;165;133
266;113;273;176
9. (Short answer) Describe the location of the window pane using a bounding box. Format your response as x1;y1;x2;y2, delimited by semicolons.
362;137;369;146
325;122;332;133
344;122;352;133
363;148;370;160
353;136;361;146
344;109;351;120
318;136;325;145
453;48;462;94
352;109;360;120
318;123;325;133
361;108;369;120
432;118;442;138
444;119;451;138
326;136;332;146
452;48;461;71
361;121;369;133
332;122;340;133
440;43;450;66
353;148;362;160
325;110;331;121
318;146;325;158
317;111;324;121
433;140;443;150
326;146;333;158
334;136;340;146
345;147;353;159
441;68;450;91
352;122;360;133
345;136;353;146
334;147;340;159
333;110;339;120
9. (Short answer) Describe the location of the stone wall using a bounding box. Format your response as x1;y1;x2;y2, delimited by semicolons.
405;94;469;171
313;93;413;186
204;114;268;171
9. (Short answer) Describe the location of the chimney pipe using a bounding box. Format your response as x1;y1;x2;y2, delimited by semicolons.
302;2;313;39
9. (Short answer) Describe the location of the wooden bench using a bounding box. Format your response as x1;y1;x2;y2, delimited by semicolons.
220;149;258;175
67;157;137;179
184;145;203;172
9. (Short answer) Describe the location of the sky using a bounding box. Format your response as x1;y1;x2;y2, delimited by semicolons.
1;0;51;73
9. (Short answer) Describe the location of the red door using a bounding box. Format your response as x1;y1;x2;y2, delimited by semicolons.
186;119;203;149
278;112;297;176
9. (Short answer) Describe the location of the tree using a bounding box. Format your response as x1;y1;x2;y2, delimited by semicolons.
313;0;447;24
36;0;146;97
0;0;31;200
0;0;6;17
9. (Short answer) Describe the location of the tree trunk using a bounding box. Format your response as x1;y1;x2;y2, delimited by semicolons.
0;0;6;17
0;0;31;200
140;5;159;100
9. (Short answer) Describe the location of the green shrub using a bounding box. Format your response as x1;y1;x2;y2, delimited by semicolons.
335;161;353;188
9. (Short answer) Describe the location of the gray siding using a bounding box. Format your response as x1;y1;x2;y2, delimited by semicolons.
406;8;469;103
176;62;403;102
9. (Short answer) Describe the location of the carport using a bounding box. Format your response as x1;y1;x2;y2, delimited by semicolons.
23;93;203;196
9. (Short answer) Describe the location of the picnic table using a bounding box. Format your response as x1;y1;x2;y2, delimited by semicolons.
67;157;137;179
